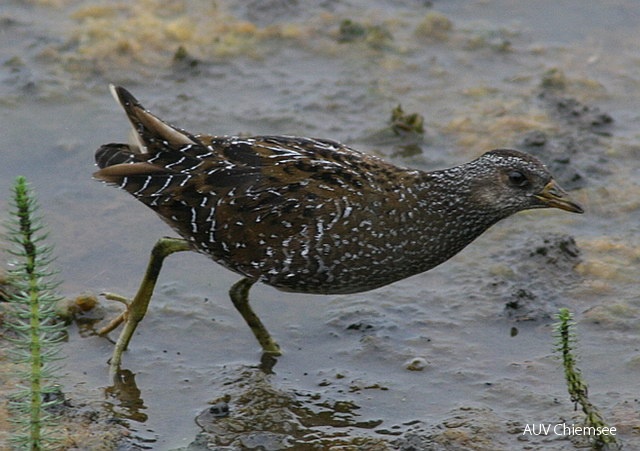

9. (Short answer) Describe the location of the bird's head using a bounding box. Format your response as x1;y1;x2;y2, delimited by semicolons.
465;149;584;217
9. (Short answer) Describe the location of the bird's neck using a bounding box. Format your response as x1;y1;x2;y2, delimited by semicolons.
399;167;504;271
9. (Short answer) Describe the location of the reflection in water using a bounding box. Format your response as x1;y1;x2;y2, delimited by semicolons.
3;0;639;448
259;352;279;374
192;364;388;449
101;354;390;447
104;368;147;423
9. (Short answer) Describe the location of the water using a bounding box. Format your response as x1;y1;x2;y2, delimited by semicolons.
1;1;638;449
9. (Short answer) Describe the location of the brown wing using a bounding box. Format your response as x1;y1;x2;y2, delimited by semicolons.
94;86;422;292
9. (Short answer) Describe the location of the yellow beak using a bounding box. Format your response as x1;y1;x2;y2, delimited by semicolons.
534;180;584;213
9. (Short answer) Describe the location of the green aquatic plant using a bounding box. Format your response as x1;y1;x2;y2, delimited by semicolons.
555;308;620;450
337;18;393;49
4;176;65;450
337;19;367;42
390;104;425;136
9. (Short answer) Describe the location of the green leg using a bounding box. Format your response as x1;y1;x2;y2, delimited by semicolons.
229;278;281;356
99;237;191;370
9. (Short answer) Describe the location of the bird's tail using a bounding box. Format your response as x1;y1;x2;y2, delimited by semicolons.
93;86;202;183
108;85;197;154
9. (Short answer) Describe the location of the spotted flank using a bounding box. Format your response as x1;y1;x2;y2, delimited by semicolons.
95;86;583;295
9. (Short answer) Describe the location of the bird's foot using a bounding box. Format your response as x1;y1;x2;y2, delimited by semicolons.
97;292;133;335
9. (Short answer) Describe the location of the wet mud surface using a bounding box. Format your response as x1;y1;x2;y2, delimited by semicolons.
1;1;640;450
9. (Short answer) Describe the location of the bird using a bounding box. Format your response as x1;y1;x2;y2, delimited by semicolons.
94;85;583;368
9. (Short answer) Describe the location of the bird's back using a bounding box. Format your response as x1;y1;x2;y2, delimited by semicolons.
95;88;438;293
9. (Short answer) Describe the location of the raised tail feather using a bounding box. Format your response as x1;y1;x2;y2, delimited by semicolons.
93;85;204;183
108;85;198;152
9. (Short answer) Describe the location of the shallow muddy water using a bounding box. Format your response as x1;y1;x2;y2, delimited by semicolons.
1;1;639;450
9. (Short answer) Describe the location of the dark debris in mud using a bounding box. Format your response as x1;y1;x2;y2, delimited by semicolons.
516;75;616;192
540;92;614;136
487;234;582;322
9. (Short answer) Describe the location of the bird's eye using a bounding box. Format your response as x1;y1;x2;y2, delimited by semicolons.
508;170;529;187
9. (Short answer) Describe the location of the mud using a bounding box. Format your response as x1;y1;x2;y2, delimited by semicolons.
1;1;639;450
